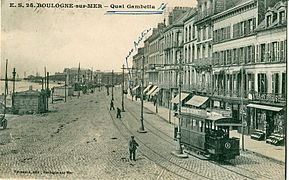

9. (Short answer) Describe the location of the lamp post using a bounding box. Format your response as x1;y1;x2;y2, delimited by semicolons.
137;55;147;133
121;64;125;112
171;30;187;158
241;66;245;151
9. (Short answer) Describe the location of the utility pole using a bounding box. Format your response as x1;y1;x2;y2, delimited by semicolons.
155;93;158;113
12;68;16;111
12;68;16;95
78;63;80;98
168;71;172;124
44;67;47;89
111;70;114;101
46;72;49;112
241;66;245;151
137;55;147;133
121;64;125;112
172;30;187;158
4;59;8;116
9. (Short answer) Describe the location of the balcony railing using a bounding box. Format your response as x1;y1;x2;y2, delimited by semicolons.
194;57;212;66
253;92;286;103
212;89;286;103
183;83;212;93
164;41;184;50
159;82;178;89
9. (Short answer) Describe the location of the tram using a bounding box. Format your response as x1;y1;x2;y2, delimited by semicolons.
180;110;240;161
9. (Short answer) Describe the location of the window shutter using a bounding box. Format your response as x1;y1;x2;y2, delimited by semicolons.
252;45;255;63
269;42;273;62
265;74;267;93
244;21;248;35
277;41;280;61
272;74;275;94
253;18;256;31
243;47;247;64
228;26;231;39
265;43;269;62
233;24;236;38
285;40;287;62
256;45;259;62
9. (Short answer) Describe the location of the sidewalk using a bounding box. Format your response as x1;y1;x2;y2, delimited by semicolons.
126;95;285;163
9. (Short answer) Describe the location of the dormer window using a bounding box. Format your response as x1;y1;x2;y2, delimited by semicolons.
279;11;285;24
267;15;272;27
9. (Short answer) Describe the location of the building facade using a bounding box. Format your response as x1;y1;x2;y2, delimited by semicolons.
130;0;287;142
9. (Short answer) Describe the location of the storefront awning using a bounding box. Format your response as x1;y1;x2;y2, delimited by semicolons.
143;85;153;93
185;95;209;107
132;85;140;91
150;87;161;96
147;86;158;96
171;93;190;104
247;104;283;112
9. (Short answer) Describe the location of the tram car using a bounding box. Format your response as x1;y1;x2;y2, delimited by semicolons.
180;112;240;161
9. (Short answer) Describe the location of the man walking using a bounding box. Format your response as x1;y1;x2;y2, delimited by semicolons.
116;107;121;118
110;100;115;110
129;136;139;161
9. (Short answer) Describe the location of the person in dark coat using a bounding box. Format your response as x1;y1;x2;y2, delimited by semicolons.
116;107;121;118
129;136;139;161
110;100;115;110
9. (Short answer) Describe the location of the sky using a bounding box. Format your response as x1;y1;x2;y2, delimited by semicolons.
1;0;197;78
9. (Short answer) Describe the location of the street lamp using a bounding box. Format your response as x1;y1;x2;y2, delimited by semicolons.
171;30;187;158
137;55;147;133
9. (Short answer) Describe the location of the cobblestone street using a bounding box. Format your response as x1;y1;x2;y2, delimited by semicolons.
0;91;180;180
0;90;285;179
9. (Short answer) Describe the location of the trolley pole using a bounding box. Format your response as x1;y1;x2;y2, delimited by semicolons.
137;55;147;133
121;64;125;112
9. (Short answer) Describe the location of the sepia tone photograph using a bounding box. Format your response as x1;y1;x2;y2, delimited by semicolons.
0;0;287;179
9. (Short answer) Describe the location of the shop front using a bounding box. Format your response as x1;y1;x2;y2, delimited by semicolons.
247;103;285;145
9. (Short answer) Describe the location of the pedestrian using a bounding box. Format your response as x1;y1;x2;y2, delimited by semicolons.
110;100;115;110
116;107;121;118
129;136;139;161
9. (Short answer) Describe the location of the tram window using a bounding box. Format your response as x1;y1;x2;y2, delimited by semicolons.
193;119;196;127
199;121;202;132
187;118;192;129
205;122;208;128
200;121;204;132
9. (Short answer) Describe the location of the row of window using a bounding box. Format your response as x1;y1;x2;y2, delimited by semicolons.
213;41;287;66
213;72;286;95
185;25;195;42
233;18;256;38
213;26;230;43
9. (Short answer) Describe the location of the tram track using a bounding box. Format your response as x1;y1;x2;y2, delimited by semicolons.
122;97;273;180
106;96;213;180
110;92;273;180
